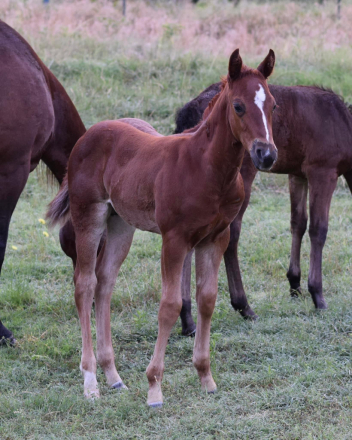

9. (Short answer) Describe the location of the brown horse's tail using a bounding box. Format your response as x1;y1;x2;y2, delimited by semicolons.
46;174;70;227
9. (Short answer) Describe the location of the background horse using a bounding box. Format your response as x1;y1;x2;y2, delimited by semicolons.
47;49;277;406
0;20;86;345
175;81;352;334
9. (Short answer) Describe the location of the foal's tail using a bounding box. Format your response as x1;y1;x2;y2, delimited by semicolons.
46;174;70;227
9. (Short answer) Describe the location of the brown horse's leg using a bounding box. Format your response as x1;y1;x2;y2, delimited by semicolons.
0;165;30;345
224;155;258;319
307;171;338;309
72;202;108;398
343;169;352;194
180;250;196;336
94;215;135;389
193;228;230;393
146;235;188;407
286;175;308;297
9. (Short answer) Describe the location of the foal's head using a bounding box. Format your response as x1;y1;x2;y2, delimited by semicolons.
225;49;277;171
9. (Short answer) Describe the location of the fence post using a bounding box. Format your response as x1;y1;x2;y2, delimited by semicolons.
337;0;341;19
123;0;126;16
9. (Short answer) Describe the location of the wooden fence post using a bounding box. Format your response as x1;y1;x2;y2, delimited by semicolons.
123;0;126;16
337;0;341;19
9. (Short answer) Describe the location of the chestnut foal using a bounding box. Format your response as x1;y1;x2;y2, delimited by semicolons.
47;49;277;406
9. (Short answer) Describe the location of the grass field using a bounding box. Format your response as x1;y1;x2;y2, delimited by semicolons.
1;0;352;439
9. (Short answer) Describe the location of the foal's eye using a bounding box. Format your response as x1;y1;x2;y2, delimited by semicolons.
273;104;277;112
234;103;245;115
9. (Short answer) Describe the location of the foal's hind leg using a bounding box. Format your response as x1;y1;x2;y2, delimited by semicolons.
193;229;230;393
146;234;188;407
307;170;338;309
94;215;135;389
286;175;308;297
72;202;108;398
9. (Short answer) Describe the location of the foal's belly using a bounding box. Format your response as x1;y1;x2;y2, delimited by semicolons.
110;198;160;234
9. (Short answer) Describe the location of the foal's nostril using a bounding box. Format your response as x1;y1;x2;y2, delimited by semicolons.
250;143;277;171
257;148;275;169
263;154;275;169
256;148;263;160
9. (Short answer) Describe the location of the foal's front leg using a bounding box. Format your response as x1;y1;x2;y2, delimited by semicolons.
146;235;188;407
193;229;230;393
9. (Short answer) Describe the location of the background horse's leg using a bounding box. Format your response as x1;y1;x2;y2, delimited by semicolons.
94;215;135;389
223;154;258;319
146;235;187;407
72;202;108;398
0;164;30;345
286;175;308;297
307;170;338;309
193;228;230;393
180;249;196;336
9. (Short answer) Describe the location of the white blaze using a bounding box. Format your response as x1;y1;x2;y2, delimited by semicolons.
254;84;269;142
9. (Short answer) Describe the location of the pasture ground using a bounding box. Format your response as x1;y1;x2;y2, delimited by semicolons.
1;1;352;438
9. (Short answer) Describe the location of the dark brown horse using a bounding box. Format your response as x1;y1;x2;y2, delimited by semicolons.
47;49;277;406
174;81;352;334
0;20;86;345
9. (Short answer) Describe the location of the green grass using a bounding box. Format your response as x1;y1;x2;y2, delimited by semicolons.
1;176;352;439
1;1;352;438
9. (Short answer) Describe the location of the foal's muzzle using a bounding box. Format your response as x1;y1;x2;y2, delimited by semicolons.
250;139;277;171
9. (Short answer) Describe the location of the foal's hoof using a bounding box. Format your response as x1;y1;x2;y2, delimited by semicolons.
148;401;163;408
239;306;258;321
84;389;100;399
111;381;128;390
207;388;217;395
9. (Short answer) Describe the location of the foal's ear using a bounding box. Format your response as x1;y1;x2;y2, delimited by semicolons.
228;49;243;82
257;49;275;79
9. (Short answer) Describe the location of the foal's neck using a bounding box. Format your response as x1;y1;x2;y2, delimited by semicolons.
199;85;245;184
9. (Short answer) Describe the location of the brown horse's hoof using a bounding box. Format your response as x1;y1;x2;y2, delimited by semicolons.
239;306;258;321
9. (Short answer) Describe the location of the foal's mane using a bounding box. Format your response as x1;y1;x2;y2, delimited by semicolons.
182;67;258;134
